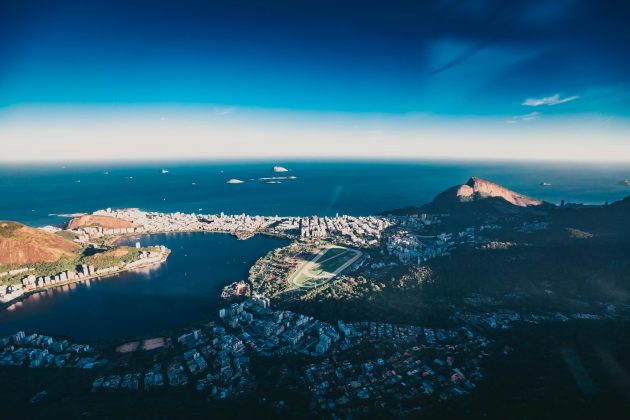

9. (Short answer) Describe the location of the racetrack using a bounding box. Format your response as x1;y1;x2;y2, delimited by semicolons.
288;245;362;288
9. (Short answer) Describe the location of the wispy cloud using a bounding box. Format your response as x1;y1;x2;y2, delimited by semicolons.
211;106;236;116
521;111;540;121
522;94;579;106
425;39;494;77
507;111;540;124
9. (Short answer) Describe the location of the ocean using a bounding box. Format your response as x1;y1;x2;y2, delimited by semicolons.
1;160;629;340
1;160;629;227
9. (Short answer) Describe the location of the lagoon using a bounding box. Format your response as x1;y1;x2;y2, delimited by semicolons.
0;232;288;341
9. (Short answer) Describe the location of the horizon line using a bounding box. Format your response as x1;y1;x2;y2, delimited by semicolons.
2;156;630;166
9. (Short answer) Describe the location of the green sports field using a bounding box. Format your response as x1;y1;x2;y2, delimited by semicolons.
288;246;362;288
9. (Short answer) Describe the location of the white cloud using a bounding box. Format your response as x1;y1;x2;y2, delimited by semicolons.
211;106;236;116
507;111;540;124
522;94;579;106
521;111;540;121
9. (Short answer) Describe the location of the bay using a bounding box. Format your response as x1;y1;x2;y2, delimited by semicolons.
0;232;288;341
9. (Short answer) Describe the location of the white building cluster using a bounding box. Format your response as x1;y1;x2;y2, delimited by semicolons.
219;296;340;357
92;209;393;248
72;226;139;242
299;215;393;248
386;230;452;264
94;208;281;236
1;247;169;305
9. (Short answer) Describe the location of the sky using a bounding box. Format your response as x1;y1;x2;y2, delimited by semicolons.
1;0;630;162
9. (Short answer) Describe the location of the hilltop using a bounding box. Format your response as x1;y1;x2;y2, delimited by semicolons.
430;177;544;209
386;177;550;220
67;214;135;230
0;221;81;266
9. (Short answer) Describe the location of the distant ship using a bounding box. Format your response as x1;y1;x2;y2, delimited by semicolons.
620;179;630;186
258;176;297;181
273;165;289;173
540;181;552;187
160;169;169;174
226;179;244;184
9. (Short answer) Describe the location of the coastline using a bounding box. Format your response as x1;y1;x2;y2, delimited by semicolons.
1;226;292;314
108;228;291;246
0;249;170;312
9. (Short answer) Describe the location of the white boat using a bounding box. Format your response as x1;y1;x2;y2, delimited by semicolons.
226;179;244;184
160;169;169;174
273;165;289;173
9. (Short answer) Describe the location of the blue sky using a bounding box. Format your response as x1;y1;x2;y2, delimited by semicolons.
1;0;629;161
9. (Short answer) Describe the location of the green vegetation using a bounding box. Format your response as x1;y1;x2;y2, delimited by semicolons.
313;249;354;274
0;246;158;285
289;265;436;325
83;247;142;270
55;230;80;241
0;221;21;238
289;246;361;288
0;255;82;285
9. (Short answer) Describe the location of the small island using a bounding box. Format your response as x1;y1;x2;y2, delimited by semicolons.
272;165;289;172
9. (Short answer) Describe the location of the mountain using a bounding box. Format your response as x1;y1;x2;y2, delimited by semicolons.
431;177;544;208
0;221;81;266
67;214;135;230
384;177;550;218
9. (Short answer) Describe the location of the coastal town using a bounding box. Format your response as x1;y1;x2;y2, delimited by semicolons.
3;295;628;415
1;246;170;307
3;0;630;415
2;192;630;415
1;203;492;313
88;208;395;248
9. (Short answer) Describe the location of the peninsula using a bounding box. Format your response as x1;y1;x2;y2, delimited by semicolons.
0;220;170;308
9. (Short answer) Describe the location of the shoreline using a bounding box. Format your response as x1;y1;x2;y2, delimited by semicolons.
1;228;293;318
108;228;292;246
0;250;170;312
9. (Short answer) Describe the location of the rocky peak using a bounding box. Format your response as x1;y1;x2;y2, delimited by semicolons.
463;177;543;207
431;177;544;209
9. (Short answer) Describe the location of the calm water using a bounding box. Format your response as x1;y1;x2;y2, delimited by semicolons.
1;160;629;340
0;232;288;341
1;161;629;227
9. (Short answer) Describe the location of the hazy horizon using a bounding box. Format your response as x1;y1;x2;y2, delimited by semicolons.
2;104;630;163
2;1;629;163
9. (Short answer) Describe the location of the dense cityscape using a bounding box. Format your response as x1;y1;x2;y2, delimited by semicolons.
2;187;630;416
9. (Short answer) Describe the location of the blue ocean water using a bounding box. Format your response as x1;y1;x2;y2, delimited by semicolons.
0;232;288;341
1;161;629;340
1;160;629;227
